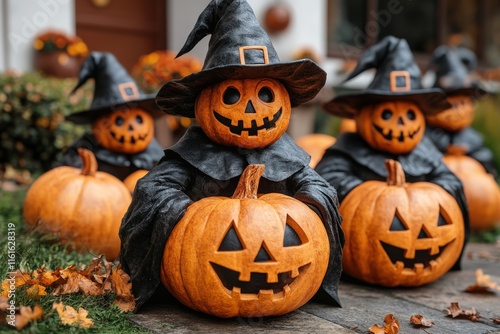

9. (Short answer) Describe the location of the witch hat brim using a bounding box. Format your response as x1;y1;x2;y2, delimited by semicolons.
156;59;326;118
323;36;450;118
324;88;450;119
155;0;326;118
65;52;164;125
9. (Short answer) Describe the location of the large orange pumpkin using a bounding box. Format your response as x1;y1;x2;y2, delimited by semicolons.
340;159;465;287
355;101;425;155
92;108;154;154
443;145;500;231
23;149;131;260
195;78;291;149
161;164;330;318
295;133;336;168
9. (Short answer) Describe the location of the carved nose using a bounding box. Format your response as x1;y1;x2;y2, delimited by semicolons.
245;101;256;113
397;117;404;125
128;125;134;131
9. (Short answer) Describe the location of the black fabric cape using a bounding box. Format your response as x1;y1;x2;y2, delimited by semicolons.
315;132;470;271
425;126;498;179
119;126;345;311
56;133;164;180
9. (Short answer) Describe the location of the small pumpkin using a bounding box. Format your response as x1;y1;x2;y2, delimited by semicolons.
443;145;500;231
195;78;291;149
92;108;154;154
425;95;474;132
339;118;357;134
295;133;336;168
161;164;330;318
263;3;291;33
355;101;425;154
123;169;149;193
340;159;465;287
23;149;131;260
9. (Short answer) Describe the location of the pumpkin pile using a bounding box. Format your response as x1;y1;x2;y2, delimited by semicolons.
23;148;131;260
161;164;330;318
443;145;500;231
340;159;465;287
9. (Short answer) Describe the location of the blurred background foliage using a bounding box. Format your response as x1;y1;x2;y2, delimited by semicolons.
0;71;93;182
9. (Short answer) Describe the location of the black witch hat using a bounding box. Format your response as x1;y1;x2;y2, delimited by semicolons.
155;0;326;118
429;45;488;98
323;36;450;119
66;52;163;124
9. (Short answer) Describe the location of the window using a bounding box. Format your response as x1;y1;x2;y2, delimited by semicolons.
327;0;500;67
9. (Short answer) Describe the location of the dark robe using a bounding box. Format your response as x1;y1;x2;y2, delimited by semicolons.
315;132;470;271
56;133;164;180
119;126;345;311
425;126;498;179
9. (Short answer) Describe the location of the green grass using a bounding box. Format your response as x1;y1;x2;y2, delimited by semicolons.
0;189;152;334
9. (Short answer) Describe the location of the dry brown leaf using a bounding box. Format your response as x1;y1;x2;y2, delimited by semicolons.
110;264;136;312
53;302;94;329
409;314;434;327
114;298;135;313
465;269;500;293
369;314;400;334
12;304;44;330
446;302;480;322
26;284;47;299
492;317;500;324
0;296;9;311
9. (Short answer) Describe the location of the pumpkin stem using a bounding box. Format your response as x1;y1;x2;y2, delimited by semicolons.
78;148;98;177
446;144;467;156
232;164;265;199
385;159;406;186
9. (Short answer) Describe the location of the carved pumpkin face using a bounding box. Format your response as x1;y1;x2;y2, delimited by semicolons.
340;160;465;287
425;95;474;132
161;165;330;318
356;101;425;154
92;108;154;154
195;78;291;149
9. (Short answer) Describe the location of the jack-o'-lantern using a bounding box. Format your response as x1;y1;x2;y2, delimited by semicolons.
92;108;154;154
195;78;292;149
356;101;425;155
340;159;465;287
161;164;330;318
443;145;500;231
425;95;474;132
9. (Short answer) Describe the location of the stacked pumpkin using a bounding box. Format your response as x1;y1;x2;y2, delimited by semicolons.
23;149;131;260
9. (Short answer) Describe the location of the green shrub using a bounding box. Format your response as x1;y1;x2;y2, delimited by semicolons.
473;92;500;176
0;71;93;178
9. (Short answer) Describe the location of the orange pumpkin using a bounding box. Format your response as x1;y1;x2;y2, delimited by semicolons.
123;169;149;193
23;149;131;260
92;108;154;154
195;78;291;149
161;164;330;318
425;95;474;132
340;159;465;287
295;133;336;168
339;118;357;134
355;101;425;154
443;145;500;231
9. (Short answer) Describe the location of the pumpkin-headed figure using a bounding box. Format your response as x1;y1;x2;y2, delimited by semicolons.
196;78;291;148
340;160;465;286
92;108;155;154
161;165;330;318
356;101;425;155
425;95;474;133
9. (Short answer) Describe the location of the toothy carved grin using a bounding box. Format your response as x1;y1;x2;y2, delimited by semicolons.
213;108;282;136
210;262;309;297
373;124;421;142
380;241;453;272
110;131;149;144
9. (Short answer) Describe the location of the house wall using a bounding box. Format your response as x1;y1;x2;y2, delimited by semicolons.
0;0;74;72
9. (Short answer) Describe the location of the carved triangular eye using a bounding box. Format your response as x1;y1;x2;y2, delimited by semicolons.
218;222;244;251
437;213;449;226
389;210;408;231
284;215;307;247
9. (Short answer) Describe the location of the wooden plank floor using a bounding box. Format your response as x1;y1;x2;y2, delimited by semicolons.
132;242;500;333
